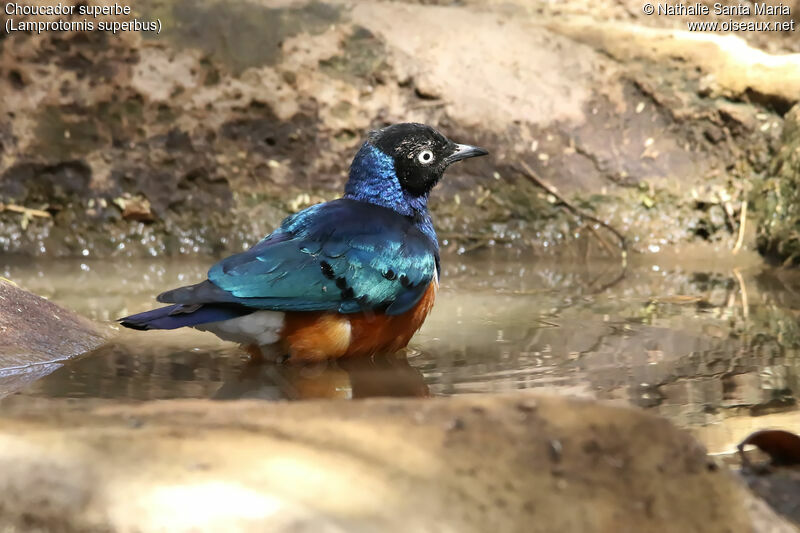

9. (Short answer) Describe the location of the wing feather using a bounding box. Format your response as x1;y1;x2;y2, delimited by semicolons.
159;199;438;316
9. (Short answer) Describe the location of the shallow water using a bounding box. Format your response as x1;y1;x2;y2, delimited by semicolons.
3;249;800;451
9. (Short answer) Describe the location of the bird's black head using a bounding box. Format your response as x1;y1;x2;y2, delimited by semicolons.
368;123;488;197
345;123;488;220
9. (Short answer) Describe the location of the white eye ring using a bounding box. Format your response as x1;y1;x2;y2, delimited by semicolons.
417;149;434;165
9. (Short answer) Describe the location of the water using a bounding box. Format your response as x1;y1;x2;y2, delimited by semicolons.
3;248;800;452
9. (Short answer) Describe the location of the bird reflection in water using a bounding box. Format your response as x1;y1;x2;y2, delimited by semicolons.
15;340;428;402
214;352;429;401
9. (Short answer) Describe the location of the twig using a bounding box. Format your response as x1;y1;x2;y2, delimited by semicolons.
440;232;511;242
732;200;747;254
516;160;627;261
409;100;447;110
584;222;616;257
459;237;493;254
0;203;51;218
732;267;749;321
535;318;561;329
722;201;737;233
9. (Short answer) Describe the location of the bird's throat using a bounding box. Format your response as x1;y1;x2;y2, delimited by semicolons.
344;144;429;216
344;143;437;248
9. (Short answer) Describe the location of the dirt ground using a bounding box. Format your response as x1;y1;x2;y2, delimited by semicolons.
0;392;796;533
1;0;798;258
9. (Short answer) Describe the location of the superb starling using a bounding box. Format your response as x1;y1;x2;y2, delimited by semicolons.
120;123;488;362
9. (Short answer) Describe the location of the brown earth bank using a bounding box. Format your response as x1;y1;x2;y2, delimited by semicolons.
0;392;797;533
1;0;799;259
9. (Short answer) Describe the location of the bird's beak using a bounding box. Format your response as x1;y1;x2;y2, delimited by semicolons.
446;143;489;164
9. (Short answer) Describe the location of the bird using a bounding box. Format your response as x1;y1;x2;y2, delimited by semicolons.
119;123;488;363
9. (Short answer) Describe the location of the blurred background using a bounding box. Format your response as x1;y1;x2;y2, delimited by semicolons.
3;0;800;457
1;0;799;259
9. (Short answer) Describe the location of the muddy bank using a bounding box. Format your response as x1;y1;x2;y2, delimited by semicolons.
754;103;800;265
0;393;794;532
0;0;796;258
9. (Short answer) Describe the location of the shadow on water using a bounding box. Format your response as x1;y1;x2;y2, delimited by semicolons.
3;248;800;448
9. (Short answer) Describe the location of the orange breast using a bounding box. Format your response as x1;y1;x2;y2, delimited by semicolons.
280;278;438;362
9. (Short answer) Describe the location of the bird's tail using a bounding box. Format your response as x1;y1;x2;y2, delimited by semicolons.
118;304;251;330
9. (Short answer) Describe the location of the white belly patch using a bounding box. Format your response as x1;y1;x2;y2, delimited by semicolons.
195;310;285;346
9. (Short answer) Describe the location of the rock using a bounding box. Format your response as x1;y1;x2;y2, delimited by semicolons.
113;194;156;222
0;280;108;397
741;468;800;526
0;393;793;532
550;20;800;113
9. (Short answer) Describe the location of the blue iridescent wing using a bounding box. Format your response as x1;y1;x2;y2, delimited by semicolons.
160;199;438;315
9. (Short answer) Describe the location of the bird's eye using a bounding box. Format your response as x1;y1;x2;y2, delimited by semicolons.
417;149;434;165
